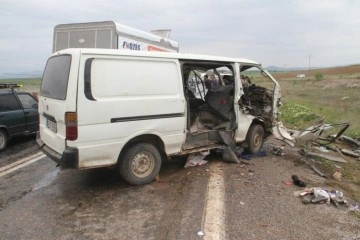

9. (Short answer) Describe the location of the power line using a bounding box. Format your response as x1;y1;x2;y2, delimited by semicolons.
307;54;313;71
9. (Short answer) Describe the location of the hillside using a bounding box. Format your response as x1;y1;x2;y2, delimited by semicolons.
271;64;360;79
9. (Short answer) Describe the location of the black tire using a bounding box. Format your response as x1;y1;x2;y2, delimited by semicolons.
119;143;162;185
246;124;264;154
0;129;7;151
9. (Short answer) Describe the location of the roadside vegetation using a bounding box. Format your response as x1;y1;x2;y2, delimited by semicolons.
273;64;360;139
273;64;360;204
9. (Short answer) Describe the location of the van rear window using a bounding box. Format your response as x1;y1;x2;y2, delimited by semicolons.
41;55;71;100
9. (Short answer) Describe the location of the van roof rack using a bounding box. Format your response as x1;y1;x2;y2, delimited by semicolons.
0;83;21;90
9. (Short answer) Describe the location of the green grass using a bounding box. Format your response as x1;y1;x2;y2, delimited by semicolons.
278;78;360;139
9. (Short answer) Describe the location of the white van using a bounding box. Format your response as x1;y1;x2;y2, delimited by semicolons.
37;48;289;185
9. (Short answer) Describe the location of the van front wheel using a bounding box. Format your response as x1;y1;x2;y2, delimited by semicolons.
246;124;264;154
119;143;161;185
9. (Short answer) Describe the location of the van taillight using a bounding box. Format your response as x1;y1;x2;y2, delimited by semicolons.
66;112;77;141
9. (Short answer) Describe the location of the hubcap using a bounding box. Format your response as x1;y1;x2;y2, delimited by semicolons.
131;151;155;178
254;133;262;148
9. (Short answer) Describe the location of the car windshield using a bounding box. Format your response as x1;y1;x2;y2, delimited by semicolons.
40;55;71;100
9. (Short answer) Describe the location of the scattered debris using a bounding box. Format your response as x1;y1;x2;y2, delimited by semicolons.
272;145;285;156
332;171;343;181
340;149;360;158
338;135;360;148
290;122;350;147
184;151;209;168
325;145;345;156
310;165;328;179
299;149;347;163
312;188;330;203
295;187;347;207
291;175;307;187
348;204;360;212
312;146;329;153
222;146;240;163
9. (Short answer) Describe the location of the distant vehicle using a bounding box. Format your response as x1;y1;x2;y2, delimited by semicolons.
53;21;179;53
0;84;39;151
296;74;306;78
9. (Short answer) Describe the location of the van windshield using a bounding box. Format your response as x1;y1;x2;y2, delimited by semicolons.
41;55;71;100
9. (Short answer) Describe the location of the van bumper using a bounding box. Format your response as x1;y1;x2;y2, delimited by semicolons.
37;133;79;168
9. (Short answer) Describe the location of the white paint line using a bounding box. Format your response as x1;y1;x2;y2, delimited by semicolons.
0;151;44;173
0;154;45;178
203;163;226;240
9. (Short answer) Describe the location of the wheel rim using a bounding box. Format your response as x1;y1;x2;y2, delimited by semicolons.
0;132;5;149
253;132;263;149
131;151;155;178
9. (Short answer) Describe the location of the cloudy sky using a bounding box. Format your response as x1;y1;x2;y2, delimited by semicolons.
1;0;359;74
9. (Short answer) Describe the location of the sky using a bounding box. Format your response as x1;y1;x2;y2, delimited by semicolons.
1;0;359;74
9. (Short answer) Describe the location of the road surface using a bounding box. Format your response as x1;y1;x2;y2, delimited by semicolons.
0;137;359;240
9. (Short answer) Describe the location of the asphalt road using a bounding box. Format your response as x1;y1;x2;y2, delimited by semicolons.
0;137;359;240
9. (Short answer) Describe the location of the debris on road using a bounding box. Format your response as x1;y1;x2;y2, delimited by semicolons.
338;135;360;148
299;149;347;163
340;149;360;158
222;146;240;163
348;204;360;212
184;151;209;168
310;165;328;179
291;175;307;187
294;187;348;206
332;171;343;181
197;231;204;236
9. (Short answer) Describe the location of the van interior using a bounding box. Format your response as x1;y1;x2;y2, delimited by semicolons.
180;61;275;153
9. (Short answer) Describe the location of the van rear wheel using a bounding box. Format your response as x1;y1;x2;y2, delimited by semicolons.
0;129;7;151
119;143;161;185
246;124;264;154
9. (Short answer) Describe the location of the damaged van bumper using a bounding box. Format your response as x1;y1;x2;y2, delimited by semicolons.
36;134;79;168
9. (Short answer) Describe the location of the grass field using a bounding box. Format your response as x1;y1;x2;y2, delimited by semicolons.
0;78;41;93
272;64;360;139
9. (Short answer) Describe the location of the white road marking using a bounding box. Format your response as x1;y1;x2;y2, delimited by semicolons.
203;162;226;240
0;151;45;178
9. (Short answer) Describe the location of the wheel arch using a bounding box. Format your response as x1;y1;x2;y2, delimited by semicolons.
117;134;166;163
0;126;9;136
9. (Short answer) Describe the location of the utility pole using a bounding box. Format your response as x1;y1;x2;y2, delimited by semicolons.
307;54;312;71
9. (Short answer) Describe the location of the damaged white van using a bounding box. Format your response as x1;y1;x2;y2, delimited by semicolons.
37;48;286;185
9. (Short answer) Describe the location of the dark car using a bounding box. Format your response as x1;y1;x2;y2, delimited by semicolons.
0;84;39;151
